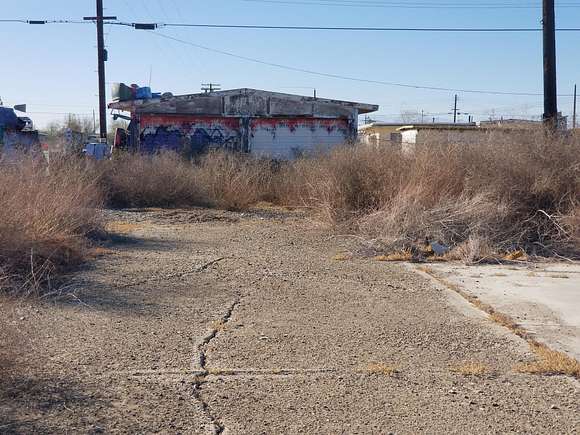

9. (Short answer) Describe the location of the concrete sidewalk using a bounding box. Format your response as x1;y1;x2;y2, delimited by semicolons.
425;263;580;360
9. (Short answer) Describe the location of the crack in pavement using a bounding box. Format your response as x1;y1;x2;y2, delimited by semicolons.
115;257;225;289
191;291;242;434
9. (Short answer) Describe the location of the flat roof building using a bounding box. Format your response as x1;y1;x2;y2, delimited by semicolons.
109;88;378;159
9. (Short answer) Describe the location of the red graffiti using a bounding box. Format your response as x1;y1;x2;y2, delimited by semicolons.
140;115;241;130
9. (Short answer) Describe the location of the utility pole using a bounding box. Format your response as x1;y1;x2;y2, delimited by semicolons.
452;94;458;123
84;1;116;143
573;84;577;129
421;109;425;123
542;0;558;129
201;83;221;93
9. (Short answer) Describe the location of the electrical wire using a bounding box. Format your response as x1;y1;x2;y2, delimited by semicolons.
242;0;580;8
3;19;580;32
150;31;574;97
0;19;91;24
152;23;580;32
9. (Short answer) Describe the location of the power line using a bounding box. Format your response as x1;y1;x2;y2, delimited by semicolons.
3;19;580;32
141;23;580;32
0;19;91;24
243;0;580;8
149;31;574;97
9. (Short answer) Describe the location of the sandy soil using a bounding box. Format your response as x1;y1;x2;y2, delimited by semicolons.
1;208;579;434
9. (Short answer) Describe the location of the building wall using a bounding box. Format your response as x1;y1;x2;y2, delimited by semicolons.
250;118;351;159
399;128;542;152
139;114;244;155
138;114;353;159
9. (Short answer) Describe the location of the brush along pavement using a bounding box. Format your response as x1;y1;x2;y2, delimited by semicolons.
1;208;578;434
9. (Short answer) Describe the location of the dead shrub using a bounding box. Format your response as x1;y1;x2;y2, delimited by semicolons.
284;131;580;258
100;150;277;211
449;236;495;263
0;156;103;295
281;146;409;226
101;152;205;208
195;150;276;211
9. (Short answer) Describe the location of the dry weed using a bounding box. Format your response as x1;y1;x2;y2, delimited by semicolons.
358;362;398;376
105;221;146;234
288;132;580;258
101;152;204;208
452;361;490;376
515;344;580;378
0;156;102;295
374;250;413;262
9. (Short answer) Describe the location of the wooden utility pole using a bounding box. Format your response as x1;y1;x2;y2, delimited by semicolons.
453;94;458;123
573;84;577;129
84;1;116;143
542;0;558;128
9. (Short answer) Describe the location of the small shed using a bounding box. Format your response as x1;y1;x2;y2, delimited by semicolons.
109;88;378;159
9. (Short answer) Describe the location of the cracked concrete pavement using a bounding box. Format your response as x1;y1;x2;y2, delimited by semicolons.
1;208;578;434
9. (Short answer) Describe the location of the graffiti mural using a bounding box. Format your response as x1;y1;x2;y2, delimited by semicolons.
189;126;240;153
139;115;242;156
141;126;182;154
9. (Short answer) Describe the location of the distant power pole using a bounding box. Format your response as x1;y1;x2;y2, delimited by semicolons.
452;94;459;123
573;84;577;129
84;0;116;143
202;83;221;93
542;0;558;128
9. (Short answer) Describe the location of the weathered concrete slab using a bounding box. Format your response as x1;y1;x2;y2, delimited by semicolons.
426;263;580;360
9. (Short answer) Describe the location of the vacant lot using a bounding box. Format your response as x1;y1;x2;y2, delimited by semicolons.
1;207;578;434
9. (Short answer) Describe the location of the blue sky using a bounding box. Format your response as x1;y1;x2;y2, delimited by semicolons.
1;0;578;128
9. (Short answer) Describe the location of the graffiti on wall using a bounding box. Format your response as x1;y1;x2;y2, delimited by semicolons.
139;116;242;155
189;126;239;153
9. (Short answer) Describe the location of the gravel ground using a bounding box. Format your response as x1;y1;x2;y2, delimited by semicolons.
1;208;578;434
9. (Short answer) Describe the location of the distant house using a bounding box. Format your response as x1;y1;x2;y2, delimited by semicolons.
358;122;477;148
109;88;378;159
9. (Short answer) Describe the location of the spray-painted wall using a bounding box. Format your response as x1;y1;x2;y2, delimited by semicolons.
138;114;354;159
139;115;243;156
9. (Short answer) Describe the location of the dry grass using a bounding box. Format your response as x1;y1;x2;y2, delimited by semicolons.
285;131;580;259
96;132;580;259
374;250;413;262
515;343;580;378
101;152;205;208
101;150;277;211
0;156;103;295
105;221;147;234
452;361;490;376
359;362;398;376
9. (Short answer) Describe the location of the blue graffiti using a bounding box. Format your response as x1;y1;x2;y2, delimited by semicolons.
141;127;182;154
190;127;239;153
